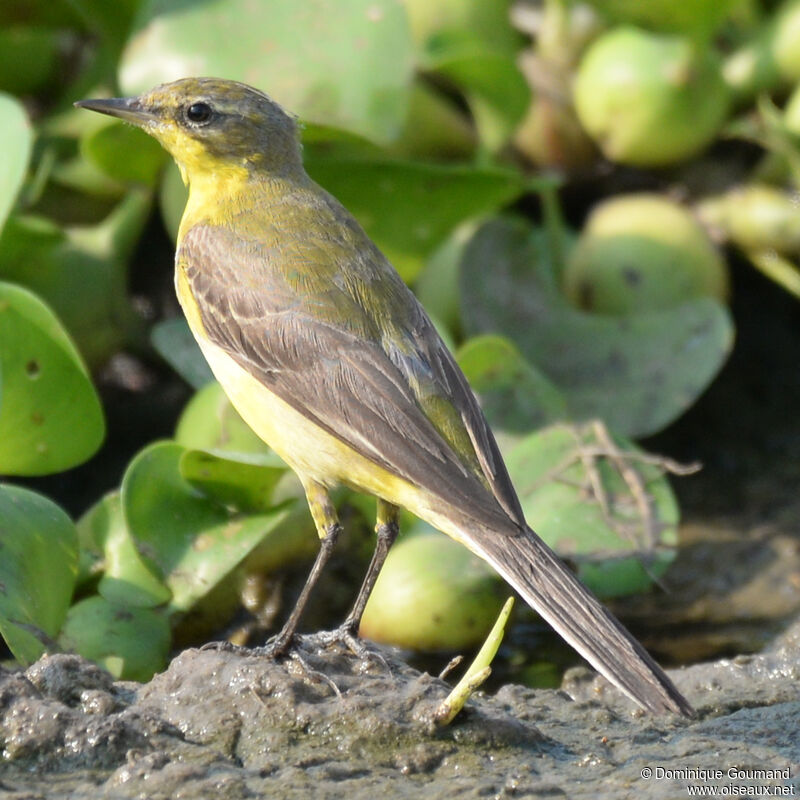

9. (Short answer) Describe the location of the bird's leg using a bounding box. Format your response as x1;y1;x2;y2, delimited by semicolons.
259;479;342;657
315;500;399;656
342;500;399;635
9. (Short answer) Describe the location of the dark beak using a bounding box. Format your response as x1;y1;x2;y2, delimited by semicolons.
74;96;156;127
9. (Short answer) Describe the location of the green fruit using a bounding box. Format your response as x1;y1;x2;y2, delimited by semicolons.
360;530;505;651
784;82;800;134
772;0;800;83
722;0;800;98
573;27;730;166
564;194;729;314
697;185;800;255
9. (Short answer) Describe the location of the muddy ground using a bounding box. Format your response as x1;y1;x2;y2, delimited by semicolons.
1;629;799;799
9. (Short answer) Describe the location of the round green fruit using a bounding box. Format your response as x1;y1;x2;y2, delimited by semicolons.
563;194;729;314
697;185;800;255
359;531;505;651
573;27;730;166
772;0;800;83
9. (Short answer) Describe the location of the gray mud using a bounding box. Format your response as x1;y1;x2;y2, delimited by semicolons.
2;626;799;799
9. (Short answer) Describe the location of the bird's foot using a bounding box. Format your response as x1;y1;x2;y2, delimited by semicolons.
305;621;365;656
306;623;392;674
248;631;295;659
199;631;296;659
199;639;251;655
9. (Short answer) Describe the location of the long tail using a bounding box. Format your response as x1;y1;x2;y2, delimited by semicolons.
465;523;694;716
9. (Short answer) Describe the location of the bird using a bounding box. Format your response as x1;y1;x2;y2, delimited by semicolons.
76;77;693;716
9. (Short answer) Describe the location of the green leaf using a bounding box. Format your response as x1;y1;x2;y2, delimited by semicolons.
405;0;522;55
0;191;150;367
423;42;530;151
151;317;213;389
173;384;320;574
456;334;567;452
121;441;291;613
0;28;61;95
415;222;475;336
81;118;166;186
180;449;288;513
304;157;525;281
77;492;171;608
0;484;78;664
67;0;141;57
175;380;273;455
120;0;414;145
583;0;737;37
0;281;104;475
158;160;185;242
460;218;734;437
58;596;170;681
506;423;679;597
386;81;476;160
0;92;32;233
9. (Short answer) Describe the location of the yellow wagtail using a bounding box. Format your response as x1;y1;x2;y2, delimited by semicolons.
77;78;692;716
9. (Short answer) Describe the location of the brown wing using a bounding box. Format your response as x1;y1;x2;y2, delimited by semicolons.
179;217;525;533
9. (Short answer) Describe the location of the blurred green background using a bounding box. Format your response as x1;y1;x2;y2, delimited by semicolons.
1;0;799;685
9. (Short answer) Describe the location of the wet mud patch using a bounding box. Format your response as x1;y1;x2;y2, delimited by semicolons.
2;627;800;799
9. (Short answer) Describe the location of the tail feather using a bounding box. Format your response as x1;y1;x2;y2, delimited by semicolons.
467;524;694;716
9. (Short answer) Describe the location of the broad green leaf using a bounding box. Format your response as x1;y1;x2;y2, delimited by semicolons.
423;42;530;151
584;0;737;37
59;596;170;681
456;335;567;452
0;484;78;664
180;449;288;513
0;93;32;233
81;118;166;186
175;380;272;455
506;424;679;597
405;0;523;55
386;81;476;160
67;0;141;57
460;218;734;437
151;316;213;388
0;29;61;95
0;191;150;367
415;222;476;336
304;157;525;280
174;383;320;574
158;161;185;242
0;2;84;27
120;0;414;145
122;441;291;613
77;492;171;608
0;282;104;475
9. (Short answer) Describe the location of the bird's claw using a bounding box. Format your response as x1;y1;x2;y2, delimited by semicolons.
308;623;367;658
199;639;250;655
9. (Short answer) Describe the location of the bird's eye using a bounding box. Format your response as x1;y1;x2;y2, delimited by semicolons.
185;102;213;124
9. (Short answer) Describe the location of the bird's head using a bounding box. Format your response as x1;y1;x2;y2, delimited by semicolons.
76;77;303;183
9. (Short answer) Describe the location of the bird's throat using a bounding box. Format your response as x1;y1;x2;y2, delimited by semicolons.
177;161;254;240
